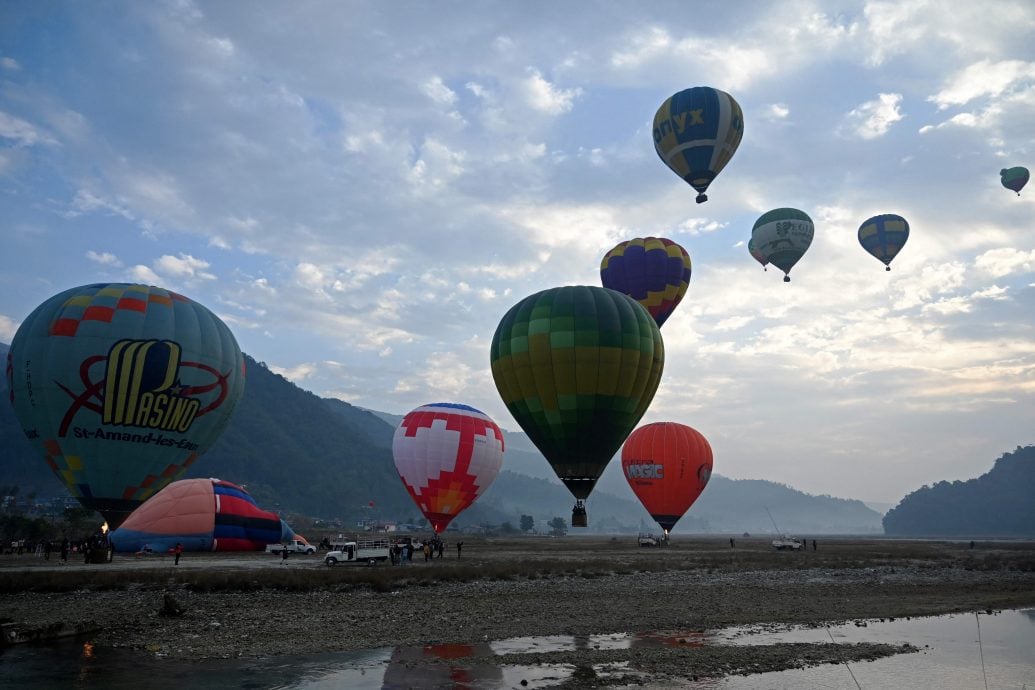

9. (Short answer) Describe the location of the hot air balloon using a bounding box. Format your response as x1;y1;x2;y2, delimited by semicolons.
653;86;744;203
1001;166;1029;195
747;237;768;271
622;422;712;536
858;213;909;271
600;237;691;328
490;286;664;526
750;208;814;282
6;283;245;530
392;403;504;534
109;478;298;552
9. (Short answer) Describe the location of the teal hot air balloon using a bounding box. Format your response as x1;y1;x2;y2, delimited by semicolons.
653;86;744;204
750;208;814;282
490;286;664;527
1000;167;1029;195
6;283;245;529
858;213;909;271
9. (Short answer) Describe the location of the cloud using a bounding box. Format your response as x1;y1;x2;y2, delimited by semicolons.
974;248;1035;278
85;250;122;267
929;59;1035;109
1;57;20;71
422;76;457;106
153;253;216;280
838;93;904;139
520;68;582;115
269;361;317;382
0;314;18;341
129;264;162;284
0;111;56;147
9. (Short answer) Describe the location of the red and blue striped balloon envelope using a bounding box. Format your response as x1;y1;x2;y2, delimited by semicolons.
600;237;691;328
110;478;296;552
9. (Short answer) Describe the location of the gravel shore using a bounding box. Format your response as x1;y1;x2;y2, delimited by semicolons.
2;536;1033;683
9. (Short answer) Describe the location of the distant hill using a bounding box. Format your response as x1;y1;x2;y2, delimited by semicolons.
1;340;881;533
883;446;1035;537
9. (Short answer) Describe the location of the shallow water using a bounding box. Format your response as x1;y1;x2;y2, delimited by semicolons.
2;609;1033;689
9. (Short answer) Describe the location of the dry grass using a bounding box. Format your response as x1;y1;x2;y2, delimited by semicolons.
1;535;1032;594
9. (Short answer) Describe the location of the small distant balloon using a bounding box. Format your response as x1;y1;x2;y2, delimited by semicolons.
750;208;814;282
747;238;768;271
1000;167;1029;195
653;86;744;203
600;237;691;328
858;214;909;271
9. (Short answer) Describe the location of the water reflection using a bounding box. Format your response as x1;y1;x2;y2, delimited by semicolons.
2;609;1033;689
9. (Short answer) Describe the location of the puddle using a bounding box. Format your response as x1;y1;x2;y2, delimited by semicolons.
2;609;1033;688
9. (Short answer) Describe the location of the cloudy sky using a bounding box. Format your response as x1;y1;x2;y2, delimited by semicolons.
2;1;1033;504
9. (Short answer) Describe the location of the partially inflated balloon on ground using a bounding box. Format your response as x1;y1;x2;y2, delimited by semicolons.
653;86;744;203
600;237;691;328
110;478;297;552
622;422;712;535
1000;167;1029;195
6;283;245;529
490;285;664;526
858;213;909;271
392;403;504;534
750;208;814;282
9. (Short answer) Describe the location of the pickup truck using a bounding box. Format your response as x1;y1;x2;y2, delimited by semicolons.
265;539;316;555
324;538;391;566
637;533;660;547
771;536;803;551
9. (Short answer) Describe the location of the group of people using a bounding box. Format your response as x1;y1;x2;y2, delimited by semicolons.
387;537;464;564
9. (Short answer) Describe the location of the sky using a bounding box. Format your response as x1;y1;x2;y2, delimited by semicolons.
1;1;1033;505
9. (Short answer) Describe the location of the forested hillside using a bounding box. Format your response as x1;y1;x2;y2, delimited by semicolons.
883;446;1035;536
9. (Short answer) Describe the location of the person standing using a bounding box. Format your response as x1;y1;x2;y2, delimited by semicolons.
456;541;463;559
60;538;69;563
281;544;289;564
173;543;183;565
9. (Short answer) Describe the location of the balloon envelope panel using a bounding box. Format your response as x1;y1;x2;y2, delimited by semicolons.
622;422;713;533
6;283;245;529
600;237;691;328
653;86;744;199
490;286;664;500
858;213;909;268
750;208;814;277
110;478;290;552
392;403;504;533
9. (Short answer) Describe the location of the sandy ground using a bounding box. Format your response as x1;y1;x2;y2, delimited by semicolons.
2;536;1033;685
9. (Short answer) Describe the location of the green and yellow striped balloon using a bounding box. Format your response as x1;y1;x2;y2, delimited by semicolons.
490;286;664;502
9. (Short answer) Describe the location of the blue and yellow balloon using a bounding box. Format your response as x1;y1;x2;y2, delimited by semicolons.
653;86;744;203
858;214;909;271
6;283;245;529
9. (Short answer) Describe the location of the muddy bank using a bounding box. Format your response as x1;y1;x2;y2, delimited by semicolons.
1;537;1032;682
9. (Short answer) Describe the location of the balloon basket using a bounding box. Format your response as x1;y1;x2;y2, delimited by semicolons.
571;501;588;527
85;546;113;564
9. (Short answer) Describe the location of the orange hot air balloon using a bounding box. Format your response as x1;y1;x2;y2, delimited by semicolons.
621;422;712;535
